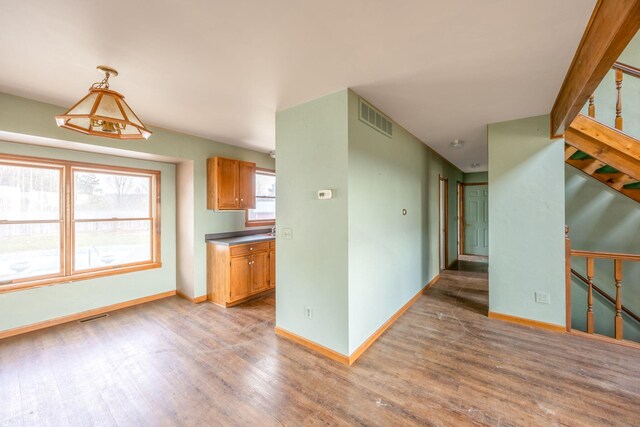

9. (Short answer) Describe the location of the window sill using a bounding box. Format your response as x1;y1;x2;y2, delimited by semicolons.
245;220;275;227
0;262;163;294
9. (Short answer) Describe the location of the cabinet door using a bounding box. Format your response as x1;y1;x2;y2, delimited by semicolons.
250;252;270;294
238;161;256;209
269;250;275;288
216;158;239;209
229;256;251;302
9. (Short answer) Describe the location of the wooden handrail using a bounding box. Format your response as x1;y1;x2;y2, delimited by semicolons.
613;61;640;78
570;268;640;325
570;248;640;340
571;250;640;261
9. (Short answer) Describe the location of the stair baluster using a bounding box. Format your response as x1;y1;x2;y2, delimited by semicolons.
586;257;595;334
567;244;640;347
615;68;623;131
614;259;623;340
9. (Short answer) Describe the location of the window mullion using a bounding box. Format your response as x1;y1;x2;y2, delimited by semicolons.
64;165;72;277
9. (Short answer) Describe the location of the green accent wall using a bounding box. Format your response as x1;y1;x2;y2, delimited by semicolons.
488;115;566;326
275;90;350;354
463;172;488;183
0;92;273;334
276;89;462;356
566;165;640;341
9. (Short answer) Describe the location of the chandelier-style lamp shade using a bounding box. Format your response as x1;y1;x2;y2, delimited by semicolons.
55;66;152;140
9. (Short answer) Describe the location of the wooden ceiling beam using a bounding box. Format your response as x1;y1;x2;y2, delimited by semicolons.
610;174;638;190
565;114;640;180
564;145;579;160
550;0;640;138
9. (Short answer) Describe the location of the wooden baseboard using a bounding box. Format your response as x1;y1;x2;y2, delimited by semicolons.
569;329;640;350
276;274;441;366
177;290;208;304
274;326;350;365
488;311;565;333
424;274;441;291
348;274;441;365
0;290;176;340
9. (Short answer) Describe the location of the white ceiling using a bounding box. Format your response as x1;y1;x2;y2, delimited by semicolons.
0;0;595;172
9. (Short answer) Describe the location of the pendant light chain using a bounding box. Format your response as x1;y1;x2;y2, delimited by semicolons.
91;72;111;90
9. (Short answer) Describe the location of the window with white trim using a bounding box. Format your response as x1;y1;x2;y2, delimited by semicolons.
246;169;275;226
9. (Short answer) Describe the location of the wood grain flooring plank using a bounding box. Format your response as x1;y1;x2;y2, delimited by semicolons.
1;267;639;426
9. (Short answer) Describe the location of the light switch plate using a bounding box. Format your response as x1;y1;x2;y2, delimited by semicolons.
282;228;292;240
535;292;551;304
318;189;333;200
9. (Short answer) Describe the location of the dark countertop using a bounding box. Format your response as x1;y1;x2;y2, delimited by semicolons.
205;229;275;246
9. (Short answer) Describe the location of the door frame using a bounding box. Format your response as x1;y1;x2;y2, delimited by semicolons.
459;182;488;258
438;176;449;270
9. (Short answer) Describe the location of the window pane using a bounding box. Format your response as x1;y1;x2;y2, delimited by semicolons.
74;171;150;220
256;173;275;197
0;164;60;221
74;220;151;271
248;197;276;221
0;223;61;282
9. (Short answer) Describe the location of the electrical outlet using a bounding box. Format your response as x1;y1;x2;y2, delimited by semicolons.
305;306;313;320
282;228;293;240
535;292;551;304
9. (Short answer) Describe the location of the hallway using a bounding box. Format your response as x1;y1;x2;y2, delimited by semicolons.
1;267;639;426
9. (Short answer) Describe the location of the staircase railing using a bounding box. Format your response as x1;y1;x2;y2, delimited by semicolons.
570;269;640;326
565;227;640;341
588;61;640;131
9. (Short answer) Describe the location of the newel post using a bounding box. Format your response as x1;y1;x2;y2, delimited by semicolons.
565;226;572;332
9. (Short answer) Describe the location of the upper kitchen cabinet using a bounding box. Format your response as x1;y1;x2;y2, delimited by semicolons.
207;157;256;210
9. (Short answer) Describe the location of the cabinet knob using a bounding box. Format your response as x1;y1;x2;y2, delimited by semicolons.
235;198;239;201
241;198;244;202
250;247;253;251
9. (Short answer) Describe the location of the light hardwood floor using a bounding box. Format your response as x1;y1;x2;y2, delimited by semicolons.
1;266;639;426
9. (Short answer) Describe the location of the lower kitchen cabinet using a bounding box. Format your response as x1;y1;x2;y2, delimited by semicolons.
269;241;275;288
207;240;275;307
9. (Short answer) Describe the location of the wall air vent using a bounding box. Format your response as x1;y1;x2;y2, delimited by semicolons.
359;98;393;138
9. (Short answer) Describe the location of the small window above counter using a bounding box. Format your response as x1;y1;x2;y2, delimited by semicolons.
206;157;256;210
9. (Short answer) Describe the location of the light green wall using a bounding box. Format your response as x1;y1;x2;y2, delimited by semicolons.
275;90;350;354
0;140;176;331
276;89;462;356
0;92;273;333
488;115;566;326
347;90;462;353
430;154;464;268
463;172;488;183
566;165;640;341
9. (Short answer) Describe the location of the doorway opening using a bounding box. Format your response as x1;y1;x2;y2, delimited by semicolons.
439;176;449;271
459;182;489;262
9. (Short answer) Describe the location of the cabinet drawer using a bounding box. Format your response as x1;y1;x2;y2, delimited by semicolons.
230;242;269;257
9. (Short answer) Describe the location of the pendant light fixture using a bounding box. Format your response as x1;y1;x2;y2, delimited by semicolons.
55;66;152;140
